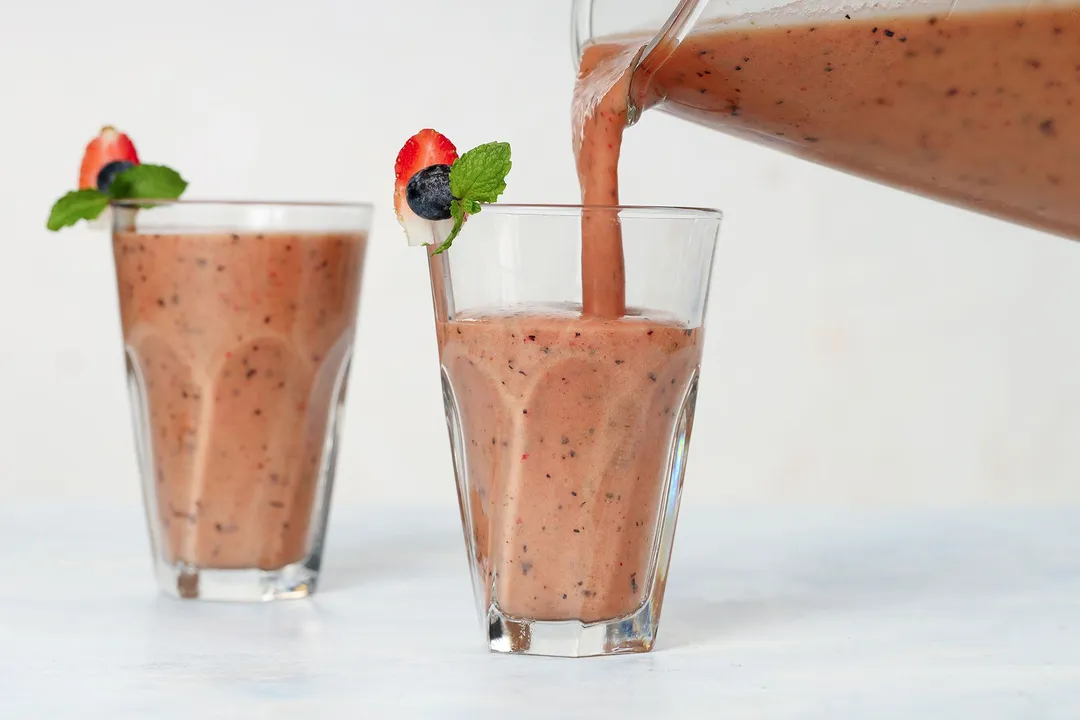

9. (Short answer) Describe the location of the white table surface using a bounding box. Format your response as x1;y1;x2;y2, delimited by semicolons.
1;502;1078;719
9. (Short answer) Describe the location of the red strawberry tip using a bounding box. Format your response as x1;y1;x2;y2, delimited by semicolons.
79;125;141;190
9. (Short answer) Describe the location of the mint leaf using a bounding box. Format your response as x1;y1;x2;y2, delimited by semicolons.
431;141;511;253
108;164;188;200
46;189;110;231
449;142;511;204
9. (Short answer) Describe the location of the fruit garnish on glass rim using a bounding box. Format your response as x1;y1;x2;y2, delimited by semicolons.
46;126;189;232
393;129;512;254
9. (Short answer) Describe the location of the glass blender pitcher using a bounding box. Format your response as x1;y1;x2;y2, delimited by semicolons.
571;0;1080;241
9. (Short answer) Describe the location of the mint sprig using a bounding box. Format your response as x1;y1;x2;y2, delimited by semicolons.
46;164;188;232
107;165;187;201
46;190;112;232
433;141;512;254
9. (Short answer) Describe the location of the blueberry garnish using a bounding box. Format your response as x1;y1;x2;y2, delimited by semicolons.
406;164;454;221
96;160;136;193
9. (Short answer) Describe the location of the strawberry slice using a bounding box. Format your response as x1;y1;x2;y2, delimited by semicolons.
79;126;140;190
394;129;458;246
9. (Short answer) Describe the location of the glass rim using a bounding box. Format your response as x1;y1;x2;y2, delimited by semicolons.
469;203;723;220
110;198;374;211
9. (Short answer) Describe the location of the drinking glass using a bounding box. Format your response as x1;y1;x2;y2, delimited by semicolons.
112;200;372;601
427;204;721;655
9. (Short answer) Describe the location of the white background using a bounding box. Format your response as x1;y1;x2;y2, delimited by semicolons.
3;0;1080;511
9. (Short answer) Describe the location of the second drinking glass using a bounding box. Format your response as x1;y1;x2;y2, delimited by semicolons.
427;204;721;656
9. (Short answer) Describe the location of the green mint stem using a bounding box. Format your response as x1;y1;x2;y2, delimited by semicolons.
433;213;465;255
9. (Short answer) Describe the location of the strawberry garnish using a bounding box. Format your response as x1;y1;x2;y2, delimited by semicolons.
392;129;511;252
48;126;187;232
394;130;458;245
79;126;140;190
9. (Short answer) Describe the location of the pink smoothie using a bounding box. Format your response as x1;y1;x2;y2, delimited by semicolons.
114;230;365;574
439;306;701;622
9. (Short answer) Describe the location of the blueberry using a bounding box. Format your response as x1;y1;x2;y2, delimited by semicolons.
96;160;136;193
406;164;454;221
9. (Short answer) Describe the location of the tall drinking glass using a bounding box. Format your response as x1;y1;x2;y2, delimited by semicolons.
112;200;372;601
428;204;721;656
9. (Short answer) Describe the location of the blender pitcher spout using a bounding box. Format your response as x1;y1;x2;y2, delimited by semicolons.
572;0;709;126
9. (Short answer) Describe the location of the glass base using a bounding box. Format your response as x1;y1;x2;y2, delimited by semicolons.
485;599;658;657
155;559;319;602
